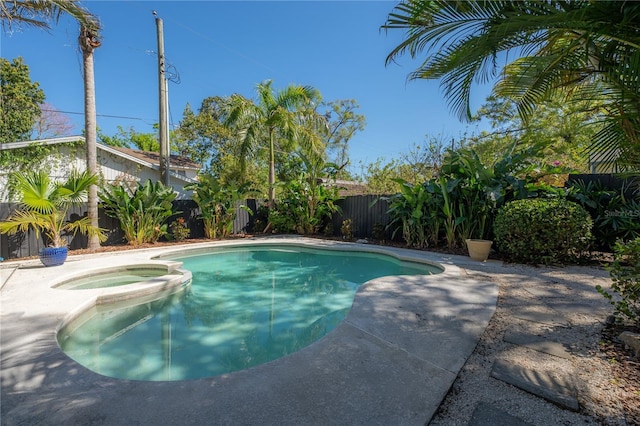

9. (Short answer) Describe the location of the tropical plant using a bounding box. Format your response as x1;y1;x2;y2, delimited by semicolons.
99;179;177;245
341;219;353;240
598;237;640;325
1;0;104;250
0;170;106;248
168;217;190;241
494;198;593;265
384;179;431;248
567;179;640;250
435;146;535;246
270;170;341;236
224;80;327;207
437;176;461;249
383;144;571;251
185;174;254;239
383;0;640;170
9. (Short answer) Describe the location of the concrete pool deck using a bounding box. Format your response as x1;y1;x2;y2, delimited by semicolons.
1;237;498;425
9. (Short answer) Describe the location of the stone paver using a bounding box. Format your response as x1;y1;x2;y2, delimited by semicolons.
510;305;569;326
503;329;572;359
490;359;580;412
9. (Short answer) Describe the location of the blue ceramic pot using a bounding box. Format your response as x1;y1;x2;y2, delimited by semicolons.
39;247;68;267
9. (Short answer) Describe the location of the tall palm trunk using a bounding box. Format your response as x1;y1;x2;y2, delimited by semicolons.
268;128;276;208
80;25;101;251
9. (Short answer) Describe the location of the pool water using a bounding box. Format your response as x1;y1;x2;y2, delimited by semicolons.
58;246;440;381
54;268;169;290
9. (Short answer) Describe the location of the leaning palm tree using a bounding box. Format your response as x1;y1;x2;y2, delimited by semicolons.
383;0;640;170
225;80;327;208
0;0;102;249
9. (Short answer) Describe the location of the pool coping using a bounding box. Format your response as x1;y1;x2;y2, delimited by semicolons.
1;236;498;425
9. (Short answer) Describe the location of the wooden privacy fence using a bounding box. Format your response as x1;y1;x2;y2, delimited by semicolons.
0;195;391;260
2;174;636;260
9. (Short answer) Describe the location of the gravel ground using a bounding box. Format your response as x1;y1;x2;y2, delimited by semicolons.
429;261;640;426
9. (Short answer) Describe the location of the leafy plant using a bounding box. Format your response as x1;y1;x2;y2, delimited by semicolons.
384;179;431;248
99;179;177;245
185;175;254;239
372;222;386;241
341;219;353;240
0;170;106;248
598;238;640;325
567;179;640;250
270;171;341;235
169;217;190;241
494;198;593;265
438;176;462;249
382;146;565;251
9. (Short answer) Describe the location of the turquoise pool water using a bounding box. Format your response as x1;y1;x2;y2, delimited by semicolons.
54;268;169;290
58;245;441;381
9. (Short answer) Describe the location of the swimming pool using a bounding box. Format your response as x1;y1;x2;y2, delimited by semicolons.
57;244;442;381
52;266;173;290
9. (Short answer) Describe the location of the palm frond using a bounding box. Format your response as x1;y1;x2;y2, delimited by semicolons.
10;170;55;214
0;0;100;33
384;0;640;164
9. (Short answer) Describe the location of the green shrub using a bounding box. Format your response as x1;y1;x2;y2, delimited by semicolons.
185;176;253;239
270;177;341;235
494;198;593;264
100;179;177;245
598;238;640;325
372;222;386;240
341;219;353;240
268;205;297;234
169;217;190;241
567;179;640;250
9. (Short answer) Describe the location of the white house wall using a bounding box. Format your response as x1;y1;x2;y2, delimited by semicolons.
0;145;195;202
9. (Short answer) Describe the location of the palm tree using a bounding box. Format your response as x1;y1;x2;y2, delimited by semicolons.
0;170;106;248
79;21;101;251
383;0;640;170
0;0;102;249
225;80;327;208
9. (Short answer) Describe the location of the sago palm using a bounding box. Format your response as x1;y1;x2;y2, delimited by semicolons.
0;170;106;248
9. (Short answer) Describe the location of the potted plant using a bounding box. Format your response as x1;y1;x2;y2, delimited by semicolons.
0;170;106;266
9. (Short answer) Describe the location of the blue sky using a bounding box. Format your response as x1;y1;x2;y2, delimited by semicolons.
2;1;493;174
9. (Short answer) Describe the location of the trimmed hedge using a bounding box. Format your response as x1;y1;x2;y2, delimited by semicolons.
494;198;593;265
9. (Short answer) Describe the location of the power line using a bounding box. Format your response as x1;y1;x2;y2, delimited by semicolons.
164;15;278;75
40;108;155;122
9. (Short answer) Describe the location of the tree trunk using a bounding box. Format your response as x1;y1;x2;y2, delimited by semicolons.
268;130;276;208
80;26;101;251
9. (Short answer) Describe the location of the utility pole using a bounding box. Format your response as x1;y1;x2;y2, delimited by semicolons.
154;11;170;186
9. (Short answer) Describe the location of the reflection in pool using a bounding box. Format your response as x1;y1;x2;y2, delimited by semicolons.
58;245;441;381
